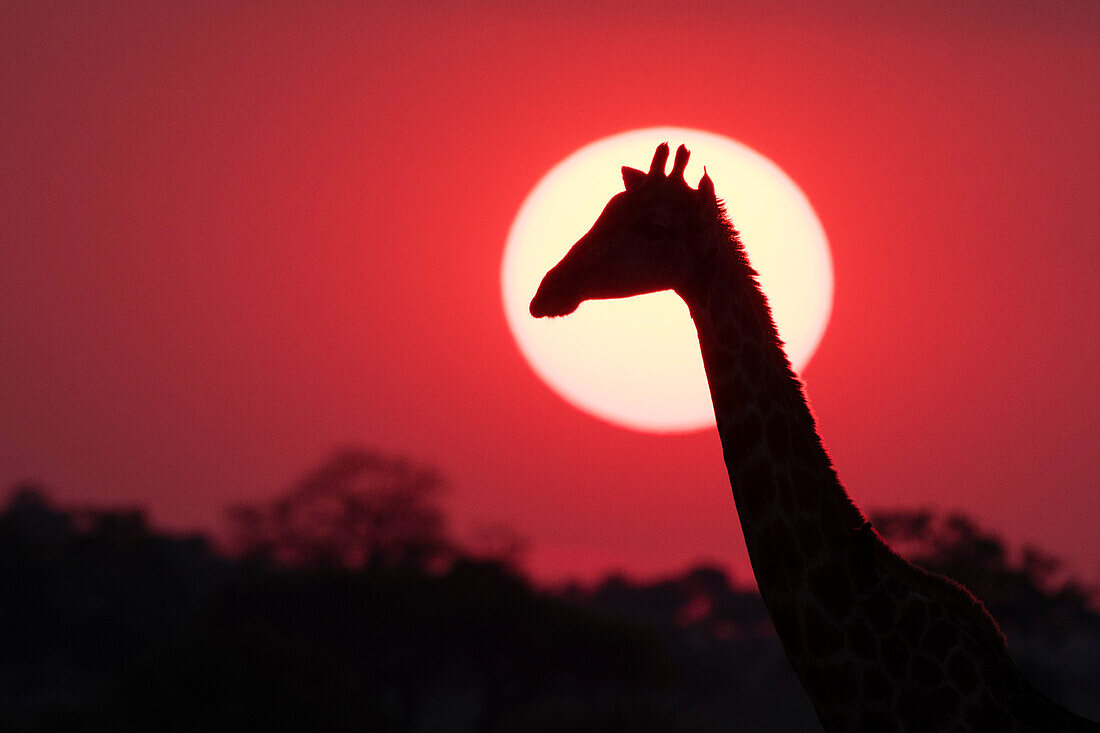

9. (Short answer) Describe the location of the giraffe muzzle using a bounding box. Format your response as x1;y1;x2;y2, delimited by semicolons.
530;268;583;318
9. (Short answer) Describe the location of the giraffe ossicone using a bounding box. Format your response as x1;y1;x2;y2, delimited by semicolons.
531;143;1098;732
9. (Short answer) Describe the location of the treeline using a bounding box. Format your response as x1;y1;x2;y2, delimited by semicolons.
1;449;1096;731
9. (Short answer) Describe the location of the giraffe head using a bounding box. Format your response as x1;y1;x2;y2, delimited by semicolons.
530;142;719;318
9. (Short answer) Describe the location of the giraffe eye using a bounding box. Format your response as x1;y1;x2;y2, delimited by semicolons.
631;219;670;240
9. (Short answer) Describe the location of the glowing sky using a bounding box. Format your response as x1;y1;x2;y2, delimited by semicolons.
2;1;1098;584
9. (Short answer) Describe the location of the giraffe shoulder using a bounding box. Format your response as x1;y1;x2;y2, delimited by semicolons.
862;524;1010;657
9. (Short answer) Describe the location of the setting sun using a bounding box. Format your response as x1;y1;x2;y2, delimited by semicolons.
502;127;833;433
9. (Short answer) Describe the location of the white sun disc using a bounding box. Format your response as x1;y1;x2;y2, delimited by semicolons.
502;127;833;434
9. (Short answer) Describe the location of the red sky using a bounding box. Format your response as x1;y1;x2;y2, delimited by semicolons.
2;1;1098;586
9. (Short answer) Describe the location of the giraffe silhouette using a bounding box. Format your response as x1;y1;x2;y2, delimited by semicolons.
530;143;1098;733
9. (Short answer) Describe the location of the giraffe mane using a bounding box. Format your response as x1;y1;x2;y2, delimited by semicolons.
709;198;782;350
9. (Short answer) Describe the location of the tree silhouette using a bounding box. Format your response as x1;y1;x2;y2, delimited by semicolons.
229;448;451;573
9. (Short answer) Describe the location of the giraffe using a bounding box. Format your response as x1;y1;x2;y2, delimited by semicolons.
529;143;1098;733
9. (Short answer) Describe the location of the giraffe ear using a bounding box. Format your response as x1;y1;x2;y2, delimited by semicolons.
622;166;646;191
698;169;716;203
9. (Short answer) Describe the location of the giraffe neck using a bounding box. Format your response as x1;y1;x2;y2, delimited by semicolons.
670;218;1085;732
677;219;867;667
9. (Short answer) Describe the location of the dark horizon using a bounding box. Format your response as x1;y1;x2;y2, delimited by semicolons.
3;448;1098;730
10;444;1100;593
